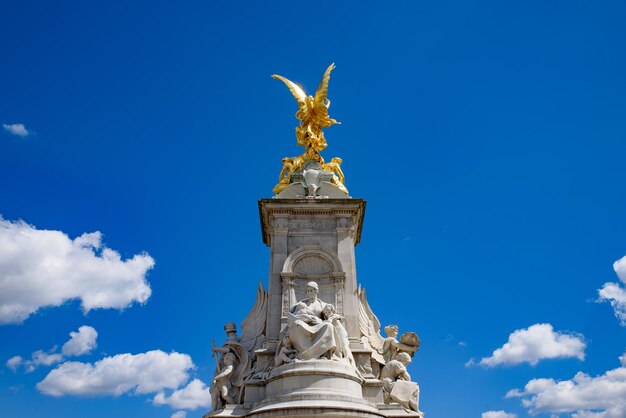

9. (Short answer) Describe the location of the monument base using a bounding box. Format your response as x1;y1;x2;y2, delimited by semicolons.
206;360;423;418
265;360;363;399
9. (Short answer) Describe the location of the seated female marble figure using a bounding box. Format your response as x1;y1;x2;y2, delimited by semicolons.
287;281;338;360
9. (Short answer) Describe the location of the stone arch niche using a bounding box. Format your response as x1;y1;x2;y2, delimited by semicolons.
280;245;346;326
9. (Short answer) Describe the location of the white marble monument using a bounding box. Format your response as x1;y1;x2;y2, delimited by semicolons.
205;65;424;418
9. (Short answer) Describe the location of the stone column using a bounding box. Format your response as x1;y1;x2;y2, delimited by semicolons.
265;214;289;346
336;212;360;343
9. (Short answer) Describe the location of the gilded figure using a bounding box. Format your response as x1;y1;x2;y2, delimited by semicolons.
272;64;349;195
272;63;340;160
322;157;348;194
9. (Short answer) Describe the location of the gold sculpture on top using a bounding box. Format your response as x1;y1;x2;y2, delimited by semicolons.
272;64;348;195
272;63;340;158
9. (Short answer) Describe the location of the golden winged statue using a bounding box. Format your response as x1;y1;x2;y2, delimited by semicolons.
272;63;340;160
272;64;348;195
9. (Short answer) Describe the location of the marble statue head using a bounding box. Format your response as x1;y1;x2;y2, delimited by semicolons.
396;352;411;366
384;324;399;338
282;335;293;347
305;281;319;298
322;303;336;318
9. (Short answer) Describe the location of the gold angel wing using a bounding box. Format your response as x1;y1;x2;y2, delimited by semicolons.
272;74;307;104
313;63;335;108
272;74;312;122
310;63;340;127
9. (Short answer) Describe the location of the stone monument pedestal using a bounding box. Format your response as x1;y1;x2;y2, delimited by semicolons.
246;360;383;418
265;360;363;400
205;193;424;418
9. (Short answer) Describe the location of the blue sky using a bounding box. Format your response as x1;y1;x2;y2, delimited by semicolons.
1;1;626;417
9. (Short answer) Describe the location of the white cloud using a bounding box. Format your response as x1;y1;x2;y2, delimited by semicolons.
153;378;211;410
62;326;98;356
614;256;626;282
598;255;626;326
599;283;626;325
477;323;586;367
572;407;626;418
6;355;23;371
465;358;476;367
507;351;626;416
2;123;29;137
482;411;517;418
37;350;193;397
25;349;64;372
7;349;63;373
7;325;99;372
0;217;154;324
171;412;187;418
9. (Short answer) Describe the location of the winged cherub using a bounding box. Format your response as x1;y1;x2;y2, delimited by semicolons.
272;63;341;161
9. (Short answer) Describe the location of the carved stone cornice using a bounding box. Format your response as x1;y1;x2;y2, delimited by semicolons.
258;198;366;247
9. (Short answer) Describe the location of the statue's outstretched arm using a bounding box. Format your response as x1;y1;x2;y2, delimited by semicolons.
213;364;234;382
394;340;418;354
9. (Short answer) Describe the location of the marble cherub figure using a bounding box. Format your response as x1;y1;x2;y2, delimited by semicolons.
321;303;354;365
379;324;419;363
275;335;298;367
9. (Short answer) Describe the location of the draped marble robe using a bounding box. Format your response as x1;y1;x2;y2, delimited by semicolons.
287;298;337;360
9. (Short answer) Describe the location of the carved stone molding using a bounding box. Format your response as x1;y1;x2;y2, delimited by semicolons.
289;218;336;231
258;199;366;246
282;245;343;273
280;245;346;318
280;272;296;317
